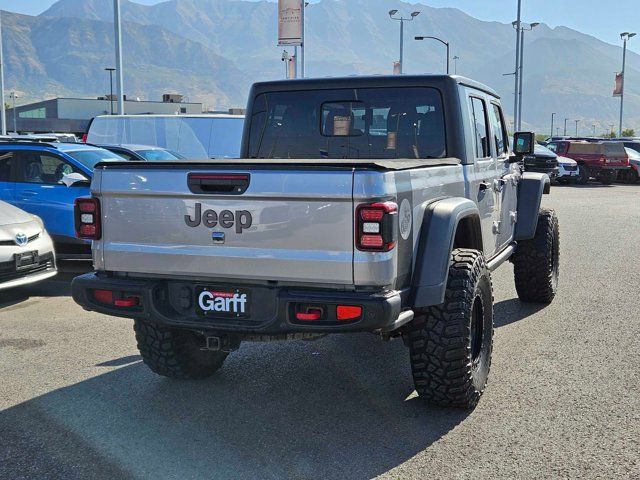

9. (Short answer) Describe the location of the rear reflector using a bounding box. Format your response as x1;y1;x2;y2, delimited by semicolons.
337;305;362;321
93;289;113;304
295;310;322;321
114;297;139;307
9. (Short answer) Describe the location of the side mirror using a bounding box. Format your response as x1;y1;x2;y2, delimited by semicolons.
513;131;535;156
61;172;90;187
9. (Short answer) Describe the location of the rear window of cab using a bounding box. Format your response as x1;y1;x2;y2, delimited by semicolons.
247;87;446;160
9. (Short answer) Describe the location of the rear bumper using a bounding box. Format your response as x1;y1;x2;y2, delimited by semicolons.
71;272;408;334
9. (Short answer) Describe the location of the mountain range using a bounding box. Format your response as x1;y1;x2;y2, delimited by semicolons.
1;0;638;134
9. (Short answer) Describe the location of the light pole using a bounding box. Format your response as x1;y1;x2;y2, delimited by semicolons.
105;67;115;115
564;118;568;136
512;0;522;133
414;36;450;74
389;9;420;74
592;124;596;137
619;32;636;137
550;112;555;138
516;21;539;130
453;55;460;74
300;1;309;78
9;91;16;133
575;119;579;136
114;0;125;115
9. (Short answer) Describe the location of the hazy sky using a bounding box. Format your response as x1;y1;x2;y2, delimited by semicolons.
1;0;638;52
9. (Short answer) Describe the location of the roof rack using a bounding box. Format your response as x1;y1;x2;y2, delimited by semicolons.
0;138;59;148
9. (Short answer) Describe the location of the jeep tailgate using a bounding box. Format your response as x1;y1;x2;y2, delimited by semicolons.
94;165;355;285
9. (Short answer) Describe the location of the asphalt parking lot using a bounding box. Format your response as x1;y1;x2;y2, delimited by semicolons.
0;184;638;480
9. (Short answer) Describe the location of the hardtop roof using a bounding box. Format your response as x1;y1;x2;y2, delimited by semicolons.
250;74;499;98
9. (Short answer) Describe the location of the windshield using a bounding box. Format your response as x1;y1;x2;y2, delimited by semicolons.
534;144;556;156
137;149;183;161
248;87;446;159
625;147;640;160
65;149;125;169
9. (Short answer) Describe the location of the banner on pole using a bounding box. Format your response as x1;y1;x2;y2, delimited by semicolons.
278;0;303;46
613;72;623;97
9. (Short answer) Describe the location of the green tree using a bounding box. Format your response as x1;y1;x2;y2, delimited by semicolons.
622;128;635;137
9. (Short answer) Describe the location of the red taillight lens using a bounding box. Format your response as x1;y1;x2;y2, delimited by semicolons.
93;289;140;308
81;133;88;143
74;197;101;240
356;202;398;252
295;309;322;321
337;305;362;321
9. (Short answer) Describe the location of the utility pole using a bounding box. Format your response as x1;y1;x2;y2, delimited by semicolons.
575;119;579;136
9;91;16;133
105;68;115;115
564;118;568;136
592;124;596;137
300;1;307;78
517;22;539;130
513;0;522;132
114;0;125;115
619;32;636;137
0;11;6;136
550;112;555;138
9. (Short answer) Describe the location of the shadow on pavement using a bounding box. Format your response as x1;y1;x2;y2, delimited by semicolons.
0;333;472;480
0;260;91;309
494;298;545;328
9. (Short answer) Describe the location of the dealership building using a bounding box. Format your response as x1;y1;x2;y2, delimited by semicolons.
3;94;204;135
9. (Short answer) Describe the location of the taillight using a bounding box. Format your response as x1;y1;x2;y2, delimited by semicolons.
74;197;101;240
81;133;88;143
356;202;397;252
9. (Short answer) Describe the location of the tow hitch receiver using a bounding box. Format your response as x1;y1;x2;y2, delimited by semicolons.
202;335;240;353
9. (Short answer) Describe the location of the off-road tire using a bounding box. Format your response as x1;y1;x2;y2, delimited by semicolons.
576;165;589;185
512;208;559;303
407;249;494;409
134;319;228;379
599;170;617;185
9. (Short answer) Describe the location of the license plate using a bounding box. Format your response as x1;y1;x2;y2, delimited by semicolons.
195;286;250;318
15;251;38;271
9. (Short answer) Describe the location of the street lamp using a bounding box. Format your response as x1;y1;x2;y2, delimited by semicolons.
415;36;450;74
105;67;115;115
618;32;636;137
453;55;460;74
389;9;420;74
550;112;555;138
514;21;539;130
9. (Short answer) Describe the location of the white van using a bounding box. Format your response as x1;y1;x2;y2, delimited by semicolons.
85;114;244;159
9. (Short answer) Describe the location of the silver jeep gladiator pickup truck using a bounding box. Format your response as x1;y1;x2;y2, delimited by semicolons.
72;75;559;408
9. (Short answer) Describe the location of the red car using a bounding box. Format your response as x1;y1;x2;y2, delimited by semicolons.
546;140;629;184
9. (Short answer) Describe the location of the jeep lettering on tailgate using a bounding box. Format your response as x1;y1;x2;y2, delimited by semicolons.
185;203;252;233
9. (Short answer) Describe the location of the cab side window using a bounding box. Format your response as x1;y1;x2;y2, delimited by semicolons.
470;97;490;158
490;103;509;156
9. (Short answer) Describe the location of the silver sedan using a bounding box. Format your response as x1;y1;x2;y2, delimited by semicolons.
0;200;57;290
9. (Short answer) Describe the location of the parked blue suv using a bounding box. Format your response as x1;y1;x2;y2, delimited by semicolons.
0;141;123;258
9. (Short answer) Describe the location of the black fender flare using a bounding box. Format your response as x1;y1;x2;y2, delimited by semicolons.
411;197;482;308
514;172;550;241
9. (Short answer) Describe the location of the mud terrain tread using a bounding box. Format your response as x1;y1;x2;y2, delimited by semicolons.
513;208;559;303
134;319;227;379
407;249;493;408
